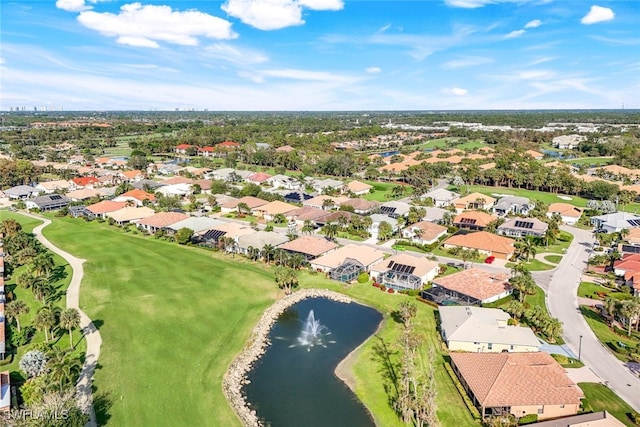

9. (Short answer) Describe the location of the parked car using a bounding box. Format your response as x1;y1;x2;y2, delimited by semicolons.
484;256;495;264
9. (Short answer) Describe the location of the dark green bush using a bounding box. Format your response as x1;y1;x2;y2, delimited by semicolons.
518;414;538;425
357;272;369;283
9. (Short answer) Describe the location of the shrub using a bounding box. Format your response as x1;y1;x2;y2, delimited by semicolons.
9;326;35;348
357;272;369;283
380;285;386;291
518;414;538;425
629;411;640;424
443;362;481;420
551;354;569;365
19;350;47;378
387;288;394;294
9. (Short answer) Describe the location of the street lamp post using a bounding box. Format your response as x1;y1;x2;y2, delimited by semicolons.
578;335;583;362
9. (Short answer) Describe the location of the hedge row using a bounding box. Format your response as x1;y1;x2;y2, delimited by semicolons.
443;362;482;421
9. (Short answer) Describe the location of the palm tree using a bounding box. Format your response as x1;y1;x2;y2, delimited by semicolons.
620;300;638;336
274;266;299;295
31;278;54;303
34;306;56;343
47;350;82;393
506;300;525;321
362;215;373;232
603;296;619;323
262;244;275;264
60;308;81;348
237;202;250;216
518;237;537;261
32;252;55;277
5;300;30;333
543;318;563;343
301;220;315;235
323;222;339;240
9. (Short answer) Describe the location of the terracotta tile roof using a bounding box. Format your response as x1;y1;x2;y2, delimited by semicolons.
248;172;272;183
137;212;189;228
118;189;156;202
162;176;194;185
286;206;332;222
221;196;269;210
175;144;193;150
453;211;497;227
304;195;351;208
217;141;240;148
626;228;640;244
122;170;143;179
311;244;385;270
72;177;99;186
87;200;127;214
319;211;357;223
548;203;583;218
340;198;380;211
253;200;298;216
444;231;515;255
193;179;212;190
433;268;510;302
407;221;447;241
279;235;338;257
275;145;295;152
450;352;583;407
455;192;497;207
346;180;373;193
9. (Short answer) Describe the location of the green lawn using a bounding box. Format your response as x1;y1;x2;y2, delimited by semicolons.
0;211;86;383
37;216;474;427
564;157;613;166
461;185;588;208
361;180;413;202
505;258;556;271
543;255;563;264
578;281;613;299
544;231;574;254
579;383;638;427
580;306;637;361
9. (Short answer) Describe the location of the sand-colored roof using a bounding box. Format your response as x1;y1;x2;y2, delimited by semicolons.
346;180;373;193
453;211;497;228
87;200;127;214
450;352;583;408
66;188;101;200
406;221;447;241
340;198;380;211
626;227;640;244
106;206;155;222
37;180;71;190
210;222;255;239
162;176;194;185
548;203;583;218
137;212;189;228
248;172;272;183
311;244;385;270
279;235;338;257
286;206;332;222
253;200;298;216
221;196;269;210
444;231;515;255
455;192;497;207
433;268;510;302
304;195;351;208
122;170;143;179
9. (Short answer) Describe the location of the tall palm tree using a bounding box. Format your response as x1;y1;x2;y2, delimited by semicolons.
262;244;275;264
47;350;82;393
301;220;315;235
60;308;81;348
32;252;55;277
323;222;339;240
5;300;30;333
543;318;563;343
34;306;56;343
31;278;54;303
506;300;525;321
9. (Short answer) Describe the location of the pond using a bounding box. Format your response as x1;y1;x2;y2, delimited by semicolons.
243;297;383;427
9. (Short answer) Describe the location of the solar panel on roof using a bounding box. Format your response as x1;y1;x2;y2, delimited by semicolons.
389;263;415;275
514;220;534;229
460;218;477;224
381;206;396;214
627;219;640;227
50;195;62;200
203;229;226;241
387;260;396;269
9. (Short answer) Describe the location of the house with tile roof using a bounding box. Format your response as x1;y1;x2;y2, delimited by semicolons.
454;192;496;213
106;206;155;225
345;180;373;196
247;172;272;184
303;195;350;210
590;212;640;234
531;411;625;427
423;188;459;208
285;206;331;227
547;203;583;225
66;188;101;202
443;231;515;260
402;221;448;245
220;196;269;214
174;144;193;154
137;212;190;234
429;268;511;304
279;235;338;260
25;194;71;212
113;189;156;206
492;196;535;216
497;217;549;238
453;211;497;231
35;180;72;194
310;244;385;274
201;222;255;245
370;253;439;291
449;352;583;420
3;185;40;200
86;200;127;218
439;306;539;353
252;200;298;221
339;198;380;215
168;217;225;237
71;176;100;188
236;231;289;255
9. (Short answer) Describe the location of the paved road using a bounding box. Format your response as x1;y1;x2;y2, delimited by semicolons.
546;225;640;411
27;213;101;426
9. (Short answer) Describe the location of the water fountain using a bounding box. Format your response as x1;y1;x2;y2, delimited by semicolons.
296;310;331;350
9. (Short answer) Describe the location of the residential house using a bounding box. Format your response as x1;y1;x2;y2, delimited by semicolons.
137;212;190;234
492;196;535;216
155;183;192;198
314;211;357;228
439;306;539;353
66;188;101;202
3;185;39;200
197;146;215;157
311;244;385;282
453;211;497;231
132;179;165;192
106;206;155;225
339;199;380;215
252;200;298;221
620;228;640;255
497;218;549;238
454;192;496;213
449;352;583;420
423;188;459;208
368;214;399;237
284;191;313;204
552;134;586;149
113;189;156;206
279;235;338;260
200;222;255;245
25;194;71;211
220;196;269;214
443;231;515;260
590;212;640;233
286;206;331;227
402;221;447;245
380;200;411;218
168;217;225;238
247;172;272;184
303;195;350;210
120;170;144;182
370;253;439;291
344;180;373;196
267;174;302;190
208;168;237;182
35;180;72;194
155;163;182;175
310;178;344;193
175;144;194;155
429;268;511;305
236;231;289;255
71;176;100;188
161;176;194;186
422;207;448;223
531;411;625;427
86;200;127;219
547;203;583;225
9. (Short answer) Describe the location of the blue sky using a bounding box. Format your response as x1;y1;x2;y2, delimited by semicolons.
1;0;638;111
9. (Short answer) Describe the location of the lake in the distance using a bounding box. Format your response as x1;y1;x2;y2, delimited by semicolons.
243;297;383;427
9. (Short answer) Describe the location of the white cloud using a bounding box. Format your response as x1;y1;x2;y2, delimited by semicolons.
444;0;536;8
443;87;468;96
221;0;343;31
261;68;357;84
505;29;526;39
56;0;91;12
581;5;615;25
378;24;391;33
203;43;269;65
77;3;236;48
524;19;541;29
443;56;493;69
366;67;381;73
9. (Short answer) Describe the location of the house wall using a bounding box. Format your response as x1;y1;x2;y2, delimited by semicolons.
481;289;512;303
509;403;580;421
447;340;539;353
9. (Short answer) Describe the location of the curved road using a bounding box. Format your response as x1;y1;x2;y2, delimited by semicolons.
545;225;640;411
28;214;101;426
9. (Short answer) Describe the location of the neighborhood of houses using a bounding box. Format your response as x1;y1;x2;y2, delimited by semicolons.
2;144;640;424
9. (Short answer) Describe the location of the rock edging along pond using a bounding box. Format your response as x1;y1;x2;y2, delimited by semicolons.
222;288;352;427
